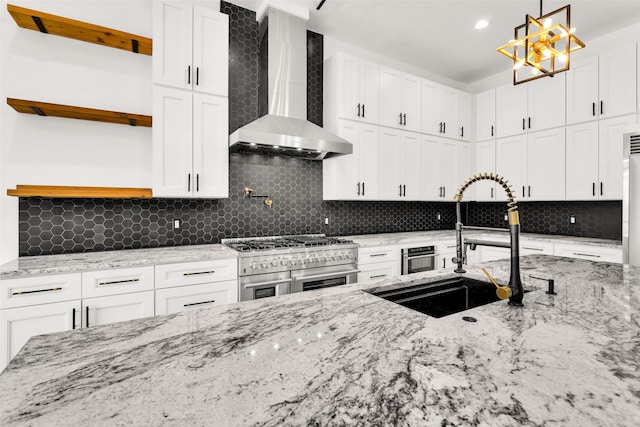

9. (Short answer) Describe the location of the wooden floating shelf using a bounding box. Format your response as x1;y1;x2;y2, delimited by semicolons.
7;185;153;199
7;4;152;55
6;98;152;127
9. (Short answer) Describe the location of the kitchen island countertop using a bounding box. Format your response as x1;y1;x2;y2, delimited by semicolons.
0;254;638;426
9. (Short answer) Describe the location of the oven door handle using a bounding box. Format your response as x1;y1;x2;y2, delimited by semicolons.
243;278;292;289
293;269;360;282
402;253;439;260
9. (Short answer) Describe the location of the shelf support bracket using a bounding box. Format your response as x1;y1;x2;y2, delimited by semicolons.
31;15;47;33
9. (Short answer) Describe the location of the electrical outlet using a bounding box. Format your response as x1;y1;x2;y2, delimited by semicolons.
504;214;508;221
173;219;181;229
436;213;441;220
324;217;329;225
570;214;576;224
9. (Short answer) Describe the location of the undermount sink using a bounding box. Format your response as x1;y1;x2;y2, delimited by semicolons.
370;277;528;318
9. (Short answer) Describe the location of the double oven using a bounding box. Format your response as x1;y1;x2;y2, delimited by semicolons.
223;235;360;302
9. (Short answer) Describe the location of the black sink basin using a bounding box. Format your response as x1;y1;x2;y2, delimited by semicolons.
370;277;521;318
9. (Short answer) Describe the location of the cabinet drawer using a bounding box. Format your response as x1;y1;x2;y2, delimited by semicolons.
155;259;237;289
438;240;458;254
358;261;397;282
520;240;554;256
554;243;622;263
83;291;155;327
0;273;82;309
358;246;398;264
82;266;154;298
155;280;238;315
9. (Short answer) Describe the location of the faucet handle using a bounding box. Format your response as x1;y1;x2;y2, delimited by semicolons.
481;267;512;300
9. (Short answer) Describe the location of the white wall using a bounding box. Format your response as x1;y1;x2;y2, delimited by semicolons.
0;1;153;262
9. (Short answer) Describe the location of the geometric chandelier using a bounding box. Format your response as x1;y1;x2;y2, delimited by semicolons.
497;0;585;85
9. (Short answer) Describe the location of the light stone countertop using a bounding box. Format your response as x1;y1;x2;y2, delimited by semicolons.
0;255;638;426
344;230;622;248
0;244;238;279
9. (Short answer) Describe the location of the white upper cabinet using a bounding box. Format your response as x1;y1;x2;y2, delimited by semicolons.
325;53;380;124
598;114;638;200
421;81;458;138
153;86;229;198
458;92;472;142
495;135;527;202
475;89;496;142
323;119;379;200
474;140;497;201
496;75;565;138
567;43;637;124
419;135;458;201
378;129;420;200
153;2;228;96
566;122;600;200
380;68;421;131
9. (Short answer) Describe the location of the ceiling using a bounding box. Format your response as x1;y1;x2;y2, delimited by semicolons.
228;0;640;85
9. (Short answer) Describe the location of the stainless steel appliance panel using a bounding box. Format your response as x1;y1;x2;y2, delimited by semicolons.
239;271;291;302
290;264;359;293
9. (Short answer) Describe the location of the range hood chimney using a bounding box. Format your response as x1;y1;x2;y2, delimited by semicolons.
228;4;351;160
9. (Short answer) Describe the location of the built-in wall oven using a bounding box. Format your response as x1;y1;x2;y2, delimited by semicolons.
401;245;438;275
291;264;359;293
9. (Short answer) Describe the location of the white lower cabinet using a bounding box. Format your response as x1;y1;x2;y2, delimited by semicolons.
82;292;155;328
554;243;622;263
357;245;398;282
357;262;397;283
155;280;237;315
520;240;554;256
0;300;81;369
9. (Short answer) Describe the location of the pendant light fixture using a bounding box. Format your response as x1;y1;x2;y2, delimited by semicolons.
497;0;585;85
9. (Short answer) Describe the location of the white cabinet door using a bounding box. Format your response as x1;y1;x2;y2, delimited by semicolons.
402;74;421;132
359;59;380;124
155;280;237;315
83;292;155;328
474;140;496;201
326;120;359;199
527;128;566;201
152;86;193;197
358;262;397;282
554;243;622;263
0;273;81;310
193;93;228;198
1;300;81;369
439;86;458;138
598;114;638;200
192;6;228;96
378;128;402;200
566;57;599;125
496;83;527;138
439;138;458;200
420;80;440;135
496;135;526;201
566;122;599;200
82;266;154;299
458;142;473;200
527;73;565;132
379;67;403;129
419;135;440;200
155;259;238;289
336;54;360;121
475;89;496;142
401;131;421;199
359;123;379;199
152;2;192;90
458;92;472;141
599;43;637;119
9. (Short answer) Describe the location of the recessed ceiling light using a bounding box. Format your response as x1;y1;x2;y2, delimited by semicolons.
475;20;489;30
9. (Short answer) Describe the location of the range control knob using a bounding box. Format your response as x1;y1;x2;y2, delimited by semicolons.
290;259;297;266
299;258;306;265
280;259;289;266
260;260;269;269
250;261;258;269
271;259;279;267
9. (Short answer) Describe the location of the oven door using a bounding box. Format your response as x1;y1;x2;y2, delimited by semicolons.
290;264;360;293
401;249;439;275
239;272;291;301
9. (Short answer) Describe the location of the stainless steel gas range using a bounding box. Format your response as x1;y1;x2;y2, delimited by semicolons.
222;235;360;301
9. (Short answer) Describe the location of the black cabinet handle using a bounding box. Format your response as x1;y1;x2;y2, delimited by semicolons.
362;104;365;117
72;308;76;330
357;103;361;117
187;65;191;84
442;186;445;198
439;122;443;133
196;174;200;192
523;186;525;197
357;182;361;196
522;118;526;130
600;100;604;115
442;121;445;133
187;173;191;192
528;117;531;129
399;113;403;125
491;125;494;136
403;184;406;196
528;186;531;197
85;306;89;328
399;184;402;196
439;186;442;197
491;187;494;198
362;182;365;196
592;102;596;116
593;182;596;196
601;182;603;196
403;114;407;126
461;126;464;138
196;67;199;85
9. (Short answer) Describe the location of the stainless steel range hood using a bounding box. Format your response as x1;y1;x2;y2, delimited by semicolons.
228;6;351;160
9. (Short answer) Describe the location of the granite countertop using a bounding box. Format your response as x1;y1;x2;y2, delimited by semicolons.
0;244;238;279
344;230;623;248
1;255;638;426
